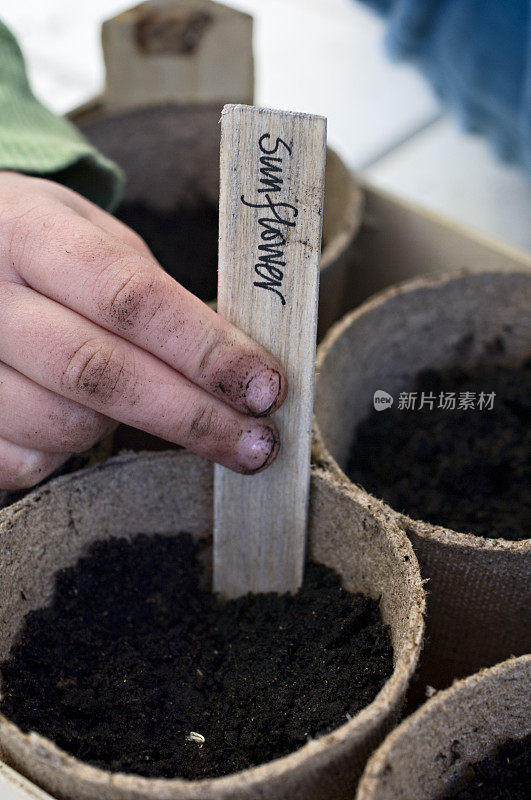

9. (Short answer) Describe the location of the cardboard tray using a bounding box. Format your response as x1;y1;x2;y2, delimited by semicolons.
2;179;531;800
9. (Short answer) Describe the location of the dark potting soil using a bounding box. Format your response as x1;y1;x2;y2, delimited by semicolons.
111;424;181;453
0;533;393;780
115;201;219;302
348;360;531;540
439;734;531;800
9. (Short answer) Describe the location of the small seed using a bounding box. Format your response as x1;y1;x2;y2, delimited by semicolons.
186;731;205;745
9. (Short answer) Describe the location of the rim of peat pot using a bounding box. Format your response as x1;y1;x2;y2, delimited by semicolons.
314;268;531;553
0;451;424;800
313;268;531;688
355;654;531;800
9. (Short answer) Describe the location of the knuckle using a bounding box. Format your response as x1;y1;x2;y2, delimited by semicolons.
108;271;151;327
0;197;74;276
187;405;217;441
54;404;113;452
61;338;133;408
96;263;167;334
197;329;235;376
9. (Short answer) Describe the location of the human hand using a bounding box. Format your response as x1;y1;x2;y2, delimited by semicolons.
0;172;287;490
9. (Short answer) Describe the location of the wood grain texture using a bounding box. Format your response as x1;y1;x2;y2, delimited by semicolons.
214;104;327;597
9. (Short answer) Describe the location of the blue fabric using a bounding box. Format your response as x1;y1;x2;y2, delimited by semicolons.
359;0;531;173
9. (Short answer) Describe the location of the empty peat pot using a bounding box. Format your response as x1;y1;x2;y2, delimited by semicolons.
356;654;531;800
0;451;424;800
314;270;531;690
72;102;362;337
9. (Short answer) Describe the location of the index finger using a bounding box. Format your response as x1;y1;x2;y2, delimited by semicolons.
0;284;280;475
4;199;287;417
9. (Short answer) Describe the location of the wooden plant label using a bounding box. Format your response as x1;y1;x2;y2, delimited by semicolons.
214;104;327;597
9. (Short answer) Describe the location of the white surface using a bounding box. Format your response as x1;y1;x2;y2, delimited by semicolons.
365;117;531;254
227;0;441;167
1;0;527;252
0;0;441;162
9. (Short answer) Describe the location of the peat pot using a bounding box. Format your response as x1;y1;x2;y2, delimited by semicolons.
71;105;362;340
70;0;363;336
0;451;424;800
356;654;531;800
314;270;531;690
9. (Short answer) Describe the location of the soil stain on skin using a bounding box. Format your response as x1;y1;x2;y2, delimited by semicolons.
61;340;135;409
106;278;157;333
115;202;219;303
242;423;279;473
438;734;530;799
0;533;393;780
210;355;284;416
348;360;531;540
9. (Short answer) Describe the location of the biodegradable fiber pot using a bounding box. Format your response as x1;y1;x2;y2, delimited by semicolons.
313;270;531;689
356;654;531;800
69;0;363;337
73;105;362;338
0;451;424;800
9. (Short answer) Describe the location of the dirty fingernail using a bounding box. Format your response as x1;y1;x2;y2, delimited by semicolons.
236;423;279;473
245;369;281;415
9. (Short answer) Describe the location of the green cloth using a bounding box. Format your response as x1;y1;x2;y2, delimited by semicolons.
0;21;123;211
